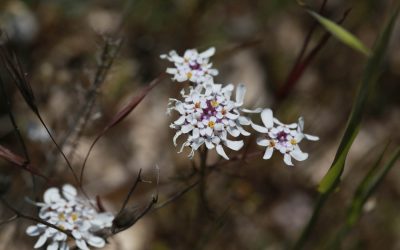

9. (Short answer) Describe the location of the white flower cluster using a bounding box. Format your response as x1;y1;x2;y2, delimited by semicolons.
168;82;258;159
162;47;319;165
160;47;218;84
253;109;319;166
26;184;114;250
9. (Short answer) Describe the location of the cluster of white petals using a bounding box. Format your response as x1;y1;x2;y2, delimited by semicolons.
160;47;218;84
163;47;319;165
168;82;258;159
253;109;319;166
26;184;114;250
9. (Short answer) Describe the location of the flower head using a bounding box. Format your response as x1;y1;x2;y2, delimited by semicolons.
254;109;319;166
26;184;114;250
168;82;257;159
160;47;218;84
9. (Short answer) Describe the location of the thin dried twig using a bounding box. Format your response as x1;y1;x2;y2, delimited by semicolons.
0;145;49;181
110;167;159;235
277;4;351;101
57;38;123;164
79;73;166;185
0;37;80;187
116;169;143;218
0;75;39;198
0;197;72;237
153;179;200;211
0;215;18;226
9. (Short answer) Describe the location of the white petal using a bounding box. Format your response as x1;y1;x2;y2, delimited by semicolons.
72;230;82;240
256;138;269;147
224;140;244;151
294;132;305;142
171;54;184;63
238;116;251;125
192;128;200;139
261;109;274;128
216;144;229;160
43;188;61;204
235;84;246;106
298;117;305;131
173;131;182;146
305;134;319;141
283;154;293;166
60;242;69;250
174;116;186;125
221;84;234;94
214;123;224;131
226;112;239;120
47;241;59;250
290;148;308;161
34;234;47;249
181;124;193;133
205;127;213;136
273;118;284;126
87;235;106;248
251;122;269;133
75;239;90;250
212;136;221;144
54;232;67;241
237;125;250;136
26;225;41;236
62;184;77;201
227;127;240;137
199;47;215;58
263;147;274;160
208;69;219;76
286;123;298;129
166;68;178;74
192;138;205;150
241;108;262;113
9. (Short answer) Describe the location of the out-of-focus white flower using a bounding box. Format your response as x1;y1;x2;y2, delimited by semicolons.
167;82;259;159
254;109;319;166
26;184;114;250
160;47;218;84
27;122;50;143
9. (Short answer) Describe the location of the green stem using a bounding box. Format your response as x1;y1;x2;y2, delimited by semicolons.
293;193;328;250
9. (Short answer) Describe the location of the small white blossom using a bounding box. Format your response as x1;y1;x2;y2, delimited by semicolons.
26;184;114;250
160;47;218;84
168;82;259;160
254;109;319;166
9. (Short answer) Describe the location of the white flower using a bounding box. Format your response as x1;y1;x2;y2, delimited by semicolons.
167;82;259;160
160;47;218;84
26;184;114;250
254;109;319;166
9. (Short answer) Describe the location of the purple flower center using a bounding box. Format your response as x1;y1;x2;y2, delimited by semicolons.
189;62;201;70
200;100;218;120
277;131;288;142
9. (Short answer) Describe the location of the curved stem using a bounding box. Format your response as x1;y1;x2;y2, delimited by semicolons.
292;193;328;250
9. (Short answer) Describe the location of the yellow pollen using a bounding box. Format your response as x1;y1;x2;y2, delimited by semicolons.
208;121;215;128
186;72;192;79
269;141;276;147
211;100;219;107
71;213;79;221
290;139;297;145
59;225;65;230
195;102;201;108
58;213;65;221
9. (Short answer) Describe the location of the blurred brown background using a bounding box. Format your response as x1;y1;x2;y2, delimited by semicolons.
0;0;399;249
